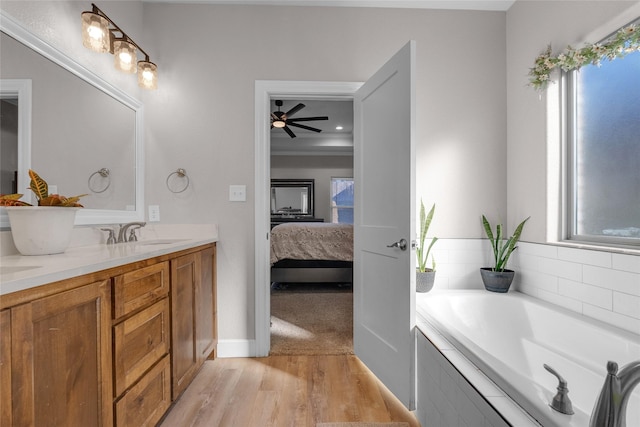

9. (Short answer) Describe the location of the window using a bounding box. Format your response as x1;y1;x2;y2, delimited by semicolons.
565;40;640;247
330;177;354;224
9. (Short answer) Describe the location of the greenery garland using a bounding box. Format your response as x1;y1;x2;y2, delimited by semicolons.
529;23;640;91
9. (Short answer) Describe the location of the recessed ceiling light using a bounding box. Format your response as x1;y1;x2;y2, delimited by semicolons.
336;126;343;130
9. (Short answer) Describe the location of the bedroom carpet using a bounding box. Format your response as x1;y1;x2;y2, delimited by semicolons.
270;284;353;355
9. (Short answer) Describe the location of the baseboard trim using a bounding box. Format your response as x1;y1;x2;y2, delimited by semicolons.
217;339;256;358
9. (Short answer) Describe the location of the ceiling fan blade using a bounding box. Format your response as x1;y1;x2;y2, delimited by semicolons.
271;112;279;121
285;103;305;118
288;122;322;133
287;116;329;122
283;125;297;138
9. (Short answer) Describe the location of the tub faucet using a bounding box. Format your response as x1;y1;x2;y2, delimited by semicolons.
117;222;146;243
590;360;640;427
544;364;574;415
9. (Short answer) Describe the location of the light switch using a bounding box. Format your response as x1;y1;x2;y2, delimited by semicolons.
148;205;160;222
229;185;246;202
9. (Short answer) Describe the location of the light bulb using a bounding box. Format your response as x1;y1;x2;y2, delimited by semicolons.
81;12;110;53
137;60;158;90
114;40;137;73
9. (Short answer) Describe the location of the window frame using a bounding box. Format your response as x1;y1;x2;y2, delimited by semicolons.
329;176;354;224
563;42;640;249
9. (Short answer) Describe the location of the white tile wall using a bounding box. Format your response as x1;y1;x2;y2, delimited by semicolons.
430;239;640;335
513;242;640;335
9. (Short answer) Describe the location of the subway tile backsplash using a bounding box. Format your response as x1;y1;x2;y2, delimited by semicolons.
431;239;640;335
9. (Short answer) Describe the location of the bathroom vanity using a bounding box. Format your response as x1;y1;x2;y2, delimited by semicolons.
0;235;217;427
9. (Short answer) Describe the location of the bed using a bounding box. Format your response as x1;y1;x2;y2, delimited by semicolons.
270;222;353;284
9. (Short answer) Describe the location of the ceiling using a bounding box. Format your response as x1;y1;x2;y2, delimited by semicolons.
145;0;516;12
270;99;354;156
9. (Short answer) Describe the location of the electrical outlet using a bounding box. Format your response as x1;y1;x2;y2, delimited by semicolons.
148;205;160;222
229;185;246;202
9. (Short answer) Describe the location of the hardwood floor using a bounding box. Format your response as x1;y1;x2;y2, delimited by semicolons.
159;355;420;427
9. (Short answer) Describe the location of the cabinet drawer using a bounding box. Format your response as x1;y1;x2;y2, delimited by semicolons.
113;262;169;319
115;354;171;427
114;298;170;396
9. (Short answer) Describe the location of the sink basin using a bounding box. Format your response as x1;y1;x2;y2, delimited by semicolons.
136;239;189;246
0;265;42;275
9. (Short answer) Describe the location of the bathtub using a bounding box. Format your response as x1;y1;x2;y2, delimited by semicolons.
416;290;640;427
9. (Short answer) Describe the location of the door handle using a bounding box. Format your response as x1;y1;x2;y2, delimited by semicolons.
387;238;407;251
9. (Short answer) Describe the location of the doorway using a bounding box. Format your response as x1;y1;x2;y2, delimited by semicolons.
254;81;362;357
269;98;354;355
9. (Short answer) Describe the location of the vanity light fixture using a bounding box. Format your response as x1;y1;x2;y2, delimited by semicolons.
81;3;158;89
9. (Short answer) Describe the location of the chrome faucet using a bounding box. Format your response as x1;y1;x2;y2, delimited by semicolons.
544;364;574;415
590;360;640;427
117;222;146;243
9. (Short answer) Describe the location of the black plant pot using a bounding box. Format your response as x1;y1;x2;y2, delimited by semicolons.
416;269;435;293
480;268;515;293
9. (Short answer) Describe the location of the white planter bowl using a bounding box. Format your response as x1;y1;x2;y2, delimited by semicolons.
5;206;78;255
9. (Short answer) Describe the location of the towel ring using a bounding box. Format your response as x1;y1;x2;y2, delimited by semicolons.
88;168;111;193
166;168;189;193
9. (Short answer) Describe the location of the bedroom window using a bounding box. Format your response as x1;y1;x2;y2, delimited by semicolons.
330;177;354;224
565;43;640;248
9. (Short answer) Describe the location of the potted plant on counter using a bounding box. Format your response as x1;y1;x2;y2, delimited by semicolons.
480;214;529;293
0;169;86;255
416;200;438;293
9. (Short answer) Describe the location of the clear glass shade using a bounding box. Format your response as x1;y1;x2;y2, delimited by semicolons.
81;12;110;53
137;61;158;90
114;40;137;73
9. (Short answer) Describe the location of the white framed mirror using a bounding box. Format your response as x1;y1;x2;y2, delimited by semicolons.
0;11;144;228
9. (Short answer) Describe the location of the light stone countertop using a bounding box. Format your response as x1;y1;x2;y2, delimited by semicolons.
0;224;218;296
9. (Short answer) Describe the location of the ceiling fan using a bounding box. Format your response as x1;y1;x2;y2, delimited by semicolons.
270;100;329;138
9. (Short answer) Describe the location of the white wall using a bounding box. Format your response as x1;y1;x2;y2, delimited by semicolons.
271;155;353;221
141;4;507;344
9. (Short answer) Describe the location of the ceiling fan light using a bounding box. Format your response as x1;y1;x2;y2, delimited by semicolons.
273;120;286;128
114;40;137;73
137;60;158;90
81;11;110;53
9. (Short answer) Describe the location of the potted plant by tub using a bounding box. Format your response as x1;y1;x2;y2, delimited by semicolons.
480;215;529;293
0;169;86;255
416;200;438;293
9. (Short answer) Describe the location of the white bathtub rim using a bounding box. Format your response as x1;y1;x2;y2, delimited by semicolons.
416;316;542;427
415;290;628;427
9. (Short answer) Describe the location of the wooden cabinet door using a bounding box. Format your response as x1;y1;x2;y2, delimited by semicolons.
196;245;217;361
11;280;113;427
170;253;199;399
0;309;11;426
